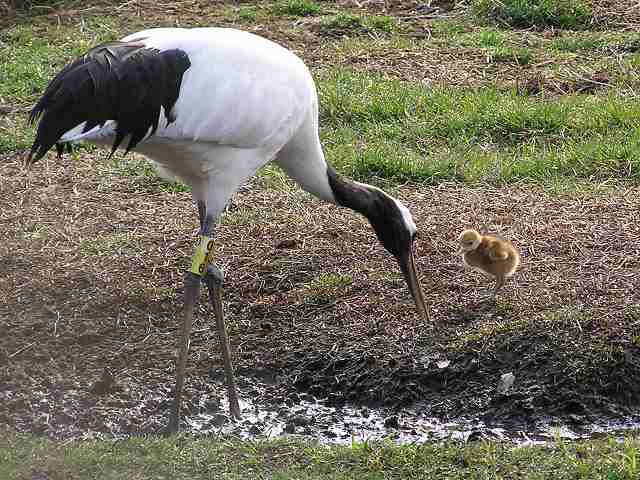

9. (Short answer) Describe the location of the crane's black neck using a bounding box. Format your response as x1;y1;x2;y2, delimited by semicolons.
325;166;411;259
326;166;374;217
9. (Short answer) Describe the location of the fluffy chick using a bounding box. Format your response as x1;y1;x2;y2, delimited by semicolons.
457;229;520;297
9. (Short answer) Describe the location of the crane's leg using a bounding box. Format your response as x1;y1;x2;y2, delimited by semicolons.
198;204;241;419
204;264;241;419
167;201;212;433
168;201;241;432
168;268;201;433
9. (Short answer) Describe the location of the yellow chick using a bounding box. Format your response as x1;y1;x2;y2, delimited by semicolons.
457;229;520;297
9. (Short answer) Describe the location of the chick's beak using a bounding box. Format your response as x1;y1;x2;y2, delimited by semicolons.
397;245;429;321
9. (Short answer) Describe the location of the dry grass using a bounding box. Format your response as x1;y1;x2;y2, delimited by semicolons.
590;0;640;29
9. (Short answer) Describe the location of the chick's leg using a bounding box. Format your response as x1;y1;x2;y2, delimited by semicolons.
493;275;506;298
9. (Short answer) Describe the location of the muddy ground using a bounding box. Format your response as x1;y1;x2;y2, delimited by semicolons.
1;152;639;441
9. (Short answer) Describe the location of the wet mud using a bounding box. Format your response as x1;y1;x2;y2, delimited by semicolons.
3;363;639;444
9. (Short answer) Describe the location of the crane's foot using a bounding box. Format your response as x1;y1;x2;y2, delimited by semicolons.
205;264;241;419
165;413;181;435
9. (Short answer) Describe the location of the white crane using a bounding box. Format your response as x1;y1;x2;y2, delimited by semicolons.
28;27;429;432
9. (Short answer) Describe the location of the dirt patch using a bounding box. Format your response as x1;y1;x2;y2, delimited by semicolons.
1;152;639;439
518;70;611;96
590;0;640;29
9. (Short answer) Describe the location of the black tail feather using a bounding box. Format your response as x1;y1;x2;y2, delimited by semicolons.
28;40;191;164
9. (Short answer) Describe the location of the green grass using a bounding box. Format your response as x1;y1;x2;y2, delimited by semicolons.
429;26;534;64
319;13;397;35
429;19;467;37
476;28;507;47
272;0;321;17
447;27;518;50
0;115;33;152
549;33;640;54
319;12;364;32
304;272;353;303
364;15;396;34
2;430;640;479
317;69;640;183
237;6;259;22
487;46;534;64
0;19;121;153
472;0;592;29
79;232;143;256
551;35;608;52
0;18;119;103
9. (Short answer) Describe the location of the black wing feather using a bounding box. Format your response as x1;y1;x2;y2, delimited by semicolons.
28;40;191;164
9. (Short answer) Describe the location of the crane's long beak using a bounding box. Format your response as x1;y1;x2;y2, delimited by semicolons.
397;249;429;321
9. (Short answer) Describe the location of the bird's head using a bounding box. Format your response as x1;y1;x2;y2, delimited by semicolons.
458;229;481;252
326;168;429;321
359;187;428;321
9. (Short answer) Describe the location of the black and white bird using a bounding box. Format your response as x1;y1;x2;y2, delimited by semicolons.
28;27;429;432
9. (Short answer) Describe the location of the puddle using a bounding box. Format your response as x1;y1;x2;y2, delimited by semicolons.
184;376;640;445
3;368;639;444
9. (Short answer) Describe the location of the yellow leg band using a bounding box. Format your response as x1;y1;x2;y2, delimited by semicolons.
190;235;215;276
